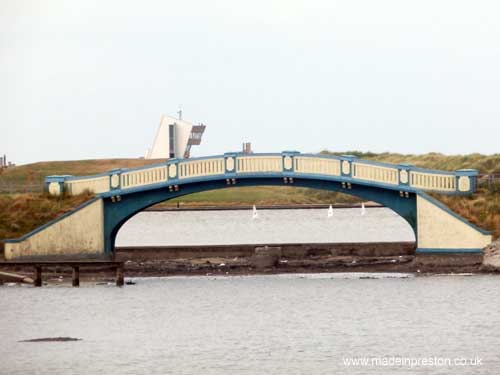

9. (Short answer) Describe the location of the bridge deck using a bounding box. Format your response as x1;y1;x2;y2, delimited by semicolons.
44;152;479;197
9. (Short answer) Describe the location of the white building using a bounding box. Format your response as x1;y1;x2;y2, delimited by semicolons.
145;114;206;159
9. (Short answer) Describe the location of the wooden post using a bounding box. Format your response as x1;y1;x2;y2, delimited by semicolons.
116;265;124;287
34;266;42;287
72;266;80;287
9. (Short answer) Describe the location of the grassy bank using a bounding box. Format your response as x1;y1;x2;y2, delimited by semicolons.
432;187;500;238
0;193;93;246
0;152;498;242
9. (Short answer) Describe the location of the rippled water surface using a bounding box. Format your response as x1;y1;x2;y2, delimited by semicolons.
116;207;415;246
1;274;499;374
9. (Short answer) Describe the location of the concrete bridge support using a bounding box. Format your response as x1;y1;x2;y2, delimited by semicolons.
3;199;105;260
415;194;491;253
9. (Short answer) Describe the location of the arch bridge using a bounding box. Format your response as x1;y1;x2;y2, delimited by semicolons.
3;152;491;260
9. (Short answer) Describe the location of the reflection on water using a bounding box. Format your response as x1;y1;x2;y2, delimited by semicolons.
116;207;415;247
1;274;499;374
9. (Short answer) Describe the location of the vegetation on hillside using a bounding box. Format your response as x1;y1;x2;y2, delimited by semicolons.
432;186;500;239
0;192;93;248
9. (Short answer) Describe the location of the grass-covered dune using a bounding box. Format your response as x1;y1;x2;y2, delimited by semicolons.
0;192;93;246
0;152;499;243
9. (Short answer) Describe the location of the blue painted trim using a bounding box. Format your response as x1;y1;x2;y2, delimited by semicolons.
116;162;166;174
418;192;492;235
224;153;237;174
166;159;179;180
44;176;67;193
2;197;100;243
398;168;410;186
416;248;483;254
281;153;295;172
455;169;479;176
109;168;122;190
406;166;456;176
100;180;173;198
45;175;72;181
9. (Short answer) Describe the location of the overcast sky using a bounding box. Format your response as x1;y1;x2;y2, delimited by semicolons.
2;0;499;165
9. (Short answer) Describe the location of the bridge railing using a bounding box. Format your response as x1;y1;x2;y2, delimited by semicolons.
44;152;479;196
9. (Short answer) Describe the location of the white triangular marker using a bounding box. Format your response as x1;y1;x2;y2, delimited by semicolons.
252;205;258;219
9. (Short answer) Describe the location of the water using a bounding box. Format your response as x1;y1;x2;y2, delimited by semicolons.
1;274;499;374
116;207;415;246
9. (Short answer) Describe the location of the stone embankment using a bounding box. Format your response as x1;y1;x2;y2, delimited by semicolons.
482;239;500;271
116;242;484;276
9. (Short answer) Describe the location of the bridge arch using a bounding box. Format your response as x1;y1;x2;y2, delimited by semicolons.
104;176;417;254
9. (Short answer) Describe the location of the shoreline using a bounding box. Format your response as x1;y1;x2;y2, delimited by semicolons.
3;241;498;285
1;267;497;287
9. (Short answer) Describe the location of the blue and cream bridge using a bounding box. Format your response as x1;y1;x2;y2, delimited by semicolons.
4;152;492;260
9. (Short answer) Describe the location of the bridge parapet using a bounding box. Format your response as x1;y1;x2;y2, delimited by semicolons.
45;152;479;197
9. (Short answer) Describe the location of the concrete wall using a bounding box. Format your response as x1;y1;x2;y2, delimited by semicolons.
116;242;416;261
414;253;483;269
65;176;110;195
4;199;105;260
416;194;491;250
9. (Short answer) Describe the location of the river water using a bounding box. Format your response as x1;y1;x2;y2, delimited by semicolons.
1;274;499;374
116;207;415;246
2;208;497;374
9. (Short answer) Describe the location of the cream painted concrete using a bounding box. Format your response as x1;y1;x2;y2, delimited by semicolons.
410;171;455;191
121;166;167;189
294;157;340;176
352;163;398;185
65;176;110;195
4;199;105;259
179;158;225;179
236;156;282;173
417;195;491;249
48;182;61;196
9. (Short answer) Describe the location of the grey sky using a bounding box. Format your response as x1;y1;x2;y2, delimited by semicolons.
2;0;499;165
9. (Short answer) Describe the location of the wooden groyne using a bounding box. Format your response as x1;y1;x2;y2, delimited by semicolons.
0;261;125;287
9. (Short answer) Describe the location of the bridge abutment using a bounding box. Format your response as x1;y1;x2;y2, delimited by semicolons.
3;198;106;260
415;194;491;254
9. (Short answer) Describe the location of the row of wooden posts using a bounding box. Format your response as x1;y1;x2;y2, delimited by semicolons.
0;261;125;287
